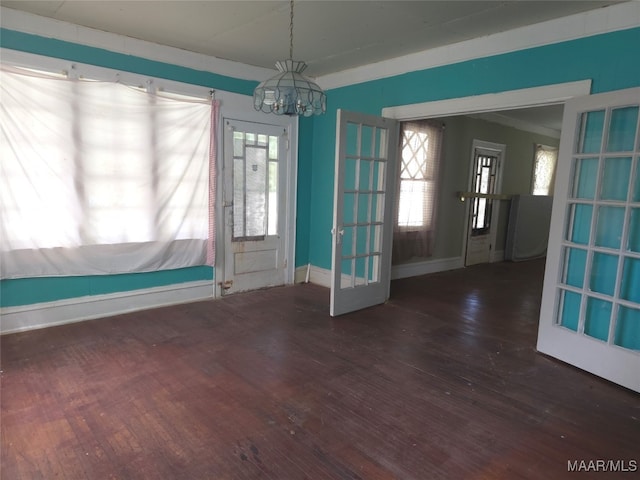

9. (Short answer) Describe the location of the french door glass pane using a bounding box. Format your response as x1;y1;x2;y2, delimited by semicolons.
341;227;354;257
356;226;369;256
345;158;357;191
346;123;359;156
590;252;618;296
595;206;625;249
359;160;372;190
600;157;632;200
340;258;353;288
628;208;640;252
560;290;581;331
621;257;640;303
343;193;355;224
563;247;587;288
615;306;640;350
572;158;599;199
584;297;612;342
578;110;605;154
567;204;592;244
606;106;639;152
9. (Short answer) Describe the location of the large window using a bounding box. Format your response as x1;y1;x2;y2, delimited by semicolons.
0;64;215;278
393;120;444;263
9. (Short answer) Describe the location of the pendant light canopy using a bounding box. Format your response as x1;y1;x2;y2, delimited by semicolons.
253;0;326;117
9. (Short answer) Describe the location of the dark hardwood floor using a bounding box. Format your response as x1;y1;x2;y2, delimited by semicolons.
1;259;638;479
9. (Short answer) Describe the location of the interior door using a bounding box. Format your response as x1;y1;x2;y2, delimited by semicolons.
465;141;505;266
537;87;640;392
330;110;398;316
222;119;287;295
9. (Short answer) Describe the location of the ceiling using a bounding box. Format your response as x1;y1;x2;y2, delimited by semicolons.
2;1;624;78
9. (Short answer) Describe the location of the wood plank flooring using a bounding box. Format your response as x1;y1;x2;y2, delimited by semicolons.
1;260;638;479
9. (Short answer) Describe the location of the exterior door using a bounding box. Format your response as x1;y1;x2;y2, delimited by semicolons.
330;110;398;316
537;87;640;393
222;119;287;295
465;140;505;266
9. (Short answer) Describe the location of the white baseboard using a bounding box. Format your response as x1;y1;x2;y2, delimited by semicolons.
308;265;332;288
391;256;464;280
0;280;214;335
300;256;464;288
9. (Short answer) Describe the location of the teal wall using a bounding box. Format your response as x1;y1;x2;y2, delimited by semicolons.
2;26;640;308
306;27;640;270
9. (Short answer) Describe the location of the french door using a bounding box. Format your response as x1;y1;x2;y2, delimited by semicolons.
537;87;640;392
330;110;398;316
221;119;288;295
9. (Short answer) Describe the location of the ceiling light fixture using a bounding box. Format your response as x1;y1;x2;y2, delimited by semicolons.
253;0;326;117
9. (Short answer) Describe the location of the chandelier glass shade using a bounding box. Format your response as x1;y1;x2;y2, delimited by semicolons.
253;0;326;117
253;60;326;117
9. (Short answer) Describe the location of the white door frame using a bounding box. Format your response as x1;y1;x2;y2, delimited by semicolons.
382;80;592;262
464;139;506;266
214;109;298;298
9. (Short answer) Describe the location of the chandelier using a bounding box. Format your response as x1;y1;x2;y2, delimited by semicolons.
253;0;326;116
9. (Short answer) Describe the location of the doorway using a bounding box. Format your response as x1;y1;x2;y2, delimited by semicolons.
220;118;290;295
465;140;506;266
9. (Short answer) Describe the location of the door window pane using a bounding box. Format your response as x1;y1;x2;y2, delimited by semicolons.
567;204;592;245
245;146;266;237
268;159;278;236
628;208;640;253
360;125;373;158
346;122;359;157
559;290;581;331
572;158;599;199
356;225;369;256
634;166;640;202
563;247;587;288
595;206;625;249
600;157;631;201
340;258;354;289
615;306;640;350
577;110;605;154
584;297;612;342
344;158;357;191
343;193;355;225
232;130;279;240
606;106;639;152
590;252;618;296
359;159;372;190
341;227;354;258
621;257;640;303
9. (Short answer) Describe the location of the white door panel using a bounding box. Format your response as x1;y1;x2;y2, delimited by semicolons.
222;119;288;295
537;87;640;392
330;110;398;316
465;141;505;266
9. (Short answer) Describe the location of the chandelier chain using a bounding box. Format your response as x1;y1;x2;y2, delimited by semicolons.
289;0;294;60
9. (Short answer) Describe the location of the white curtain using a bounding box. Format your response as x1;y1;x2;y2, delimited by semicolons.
0;65;217;279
